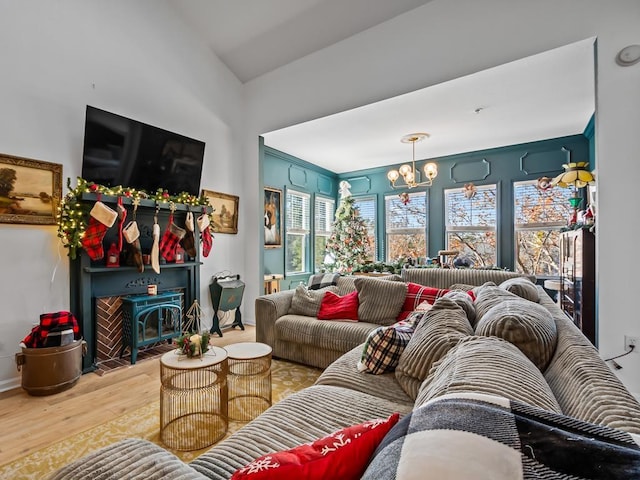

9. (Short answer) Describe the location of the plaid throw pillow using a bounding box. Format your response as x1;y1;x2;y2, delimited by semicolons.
397;283;450;320
308;273;340;290
357;320;416;374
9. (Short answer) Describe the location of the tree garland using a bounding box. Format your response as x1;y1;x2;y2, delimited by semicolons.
57;177;211;259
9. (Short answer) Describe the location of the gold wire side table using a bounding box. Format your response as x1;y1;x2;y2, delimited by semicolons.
224;342;272;421
159;346;228;451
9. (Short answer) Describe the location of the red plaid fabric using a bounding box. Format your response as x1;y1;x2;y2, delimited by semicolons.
201;225;212;257
22;311;80;348
396;282;450;320
358;320;415;374
81;216;109;260
160;216;186;262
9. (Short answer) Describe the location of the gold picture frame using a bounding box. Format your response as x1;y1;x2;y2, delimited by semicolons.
0;153;62;225
202;189;239;234
264;186;282;248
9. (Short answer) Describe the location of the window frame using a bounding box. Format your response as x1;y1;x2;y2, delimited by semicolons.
352;194;378;262
285;188;311;276
384;191;428;262
444;183;498;267
313;194;335;272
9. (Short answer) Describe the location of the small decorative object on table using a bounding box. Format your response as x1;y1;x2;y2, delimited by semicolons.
177;331;211;358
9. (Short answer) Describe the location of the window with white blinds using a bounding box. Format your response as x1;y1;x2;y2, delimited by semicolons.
444;184;497;267
286;190;310;274
314;196;335;271
385;192;427;262
353;195;377;261
513;180;573;276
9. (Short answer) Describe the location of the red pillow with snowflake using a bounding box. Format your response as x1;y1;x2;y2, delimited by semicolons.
230;413;400;480
396;282;450;320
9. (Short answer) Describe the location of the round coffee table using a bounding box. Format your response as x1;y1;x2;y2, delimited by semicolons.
224;342;272;421
159;346;228;451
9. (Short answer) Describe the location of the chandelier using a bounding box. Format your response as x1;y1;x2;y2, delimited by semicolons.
551;161;595;224
387;133;438;189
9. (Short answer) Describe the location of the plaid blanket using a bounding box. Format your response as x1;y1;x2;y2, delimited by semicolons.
363;393;640;479
308;273;340;290
21;311;81;348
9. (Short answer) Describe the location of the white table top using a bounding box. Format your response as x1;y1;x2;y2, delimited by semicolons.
160;346;227;369
224;342;272;360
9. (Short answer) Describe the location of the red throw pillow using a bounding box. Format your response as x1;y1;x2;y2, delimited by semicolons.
396;282;450;320
231;413;400;480
317;290;359;321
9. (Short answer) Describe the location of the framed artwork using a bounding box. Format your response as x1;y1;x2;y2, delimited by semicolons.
202;189;239;234
264;186;282;248
0;153;62;225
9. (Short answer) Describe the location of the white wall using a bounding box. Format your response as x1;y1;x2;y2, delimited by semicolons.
244;0;640;395
0;0;245;390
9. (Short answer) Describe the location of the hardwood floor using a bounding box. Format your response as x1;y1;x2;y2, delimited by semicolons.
0;326;256;466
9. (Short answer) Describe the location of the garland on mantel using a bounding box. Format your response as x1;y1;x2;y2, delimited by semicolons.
57;177;212;259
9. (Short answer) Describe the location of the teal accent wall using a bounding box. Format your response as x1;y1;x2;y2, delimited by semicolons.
261;134;591;288
263;146;339;290
337;135;590;271
583;114;596;170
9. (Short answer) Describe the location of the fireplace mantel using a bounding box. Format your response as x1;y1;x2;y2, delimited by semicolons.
69;195;209;372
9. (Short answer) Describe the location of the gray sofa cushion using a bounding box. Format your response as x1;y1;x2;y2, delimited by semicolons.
415;336;562;413
354;276;407;325
473;282;521;323
475;299;557;371
395;297;473;399
289;284;336;317
276;314;378;352
500;277;540;302
443;290;476;324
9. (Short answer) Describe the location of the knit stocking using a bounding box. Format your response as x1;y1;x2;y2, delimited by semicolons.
151;222;160;274
198;214;213;258
123;220;144;273
180;211;197;258
81;201;117;261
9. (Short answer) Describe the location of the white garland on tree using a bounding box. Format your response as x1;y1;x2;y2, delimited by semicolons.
323;182;370;273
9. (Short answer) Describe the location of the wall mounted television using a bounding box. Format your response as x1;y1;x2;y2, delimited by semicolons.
81;106;206;196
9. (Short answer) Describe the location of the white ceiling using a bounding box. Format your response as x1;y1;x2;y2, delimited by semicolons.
168;0;435;83
169;1;595;175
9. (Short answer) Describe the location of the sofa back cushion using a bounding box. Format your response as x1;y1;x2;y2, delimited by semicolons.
354;276;407;326
289;285;337;317
400;268;534;289
395;297;473;399
473;282;521;324
500;277;540;302
415;336;562;413
474;299;557;371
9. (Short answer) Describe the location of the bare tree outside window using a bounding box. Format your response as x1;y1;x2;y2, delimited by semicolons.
445;185;497;267
385;192;427;262
514;180;573;276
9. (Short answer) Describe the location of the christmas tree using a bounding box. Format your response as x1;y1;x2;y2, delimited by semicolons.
323;181;370;273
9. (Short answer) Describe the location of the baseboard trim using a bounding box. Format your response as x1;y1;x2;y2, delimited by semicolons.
0;376;20;393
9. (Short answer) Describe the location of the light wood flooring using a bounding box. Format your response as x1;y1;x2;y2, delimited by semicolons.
0;326;256;467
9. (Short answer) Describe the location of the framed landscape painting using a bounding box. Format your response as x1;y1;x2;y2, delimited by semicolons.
0;154;62;225
264;187;282;248
202;189;239;234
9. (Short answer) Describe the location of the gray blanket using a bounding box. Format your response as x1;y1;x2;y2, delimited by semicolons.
363;393;640;479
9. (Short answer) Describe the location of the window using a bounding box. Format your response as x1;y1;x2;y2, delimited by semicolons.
352;195;377;261
445;184;497;267
514;180;573;276
286;190;310;275
385;192;427;262
314;196;335;271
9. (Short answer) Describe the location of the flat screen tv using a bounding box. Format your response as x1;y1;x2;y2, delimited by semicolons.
81;106;205;196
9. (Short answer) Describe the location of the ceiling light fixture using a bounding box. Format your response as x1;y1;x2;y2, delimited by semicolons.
387;133;437;189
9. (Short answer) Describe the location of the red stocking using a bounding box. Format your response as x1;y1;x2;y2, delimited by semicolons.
197;213;213;258
81;201;117;261
160;213;186;262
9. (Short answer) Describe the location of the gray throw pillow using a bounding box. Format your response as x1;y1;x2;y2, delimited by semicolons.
474;299;557;371
395;297;473;399
443;290;476;324
500;277;540;303
289;284;336;317
354;276;407;325
473;282;521;324
415;335;562;413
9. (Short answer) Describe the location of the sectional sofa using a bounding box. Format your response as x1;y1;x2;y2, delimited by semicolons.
50;268;640;479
